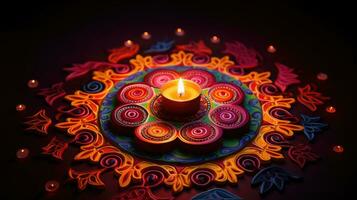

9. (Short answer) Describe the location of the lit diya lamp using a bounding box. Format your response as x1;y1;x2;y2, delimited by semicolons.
160;78;202;116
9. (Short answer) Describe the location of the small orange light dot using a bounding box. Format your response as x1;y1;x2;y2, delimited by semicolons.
267;45;276;53
27;79;39;88
141;32;151;40
45;180;59;192
16;104;26;111
16;148;29;159
317;72;328;81
175;28;185;36
333;145;344;153
124;40;133;47
326;106;336;113
210;35;220;44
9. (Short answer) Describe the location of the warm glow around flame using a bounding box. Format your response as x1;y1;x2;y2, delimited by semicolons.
177;78;185;96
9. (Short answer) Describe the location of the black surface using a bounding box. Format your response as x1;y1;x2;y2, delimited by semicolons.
2;1;356;199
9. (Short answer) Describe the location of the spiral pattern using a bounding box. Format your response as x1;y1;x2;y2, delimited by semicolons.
113;64;133;74
100;154;122;168
192;54;210;64
57;105;91;118
209;105;249;129
259;83;280;96
74;130;95;145
227;65;244;75
190;169;215;187
111;104;148;128
82;80;105;93
117;83;154;104
208;83;244;105
135;121;177;144
181;69;215;88
142;168;165;187
237;155;261;172
178;122;222;145
144;69;180;88
152;54;170;64
264;132;290;147
269;107;299;122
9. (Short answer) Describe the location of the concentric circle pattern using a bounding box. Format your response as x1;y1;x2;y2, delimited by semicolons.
135;121;178;144
178;122;222;145
117;83;154;104
208;83;244;104
144;69;180;88
111;104;148;128
209;104;249;129
181;69;216;88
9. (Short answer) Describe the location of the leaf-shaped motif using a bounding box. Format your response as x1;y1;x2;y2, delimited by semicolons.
145;40;175;53
297;84;330;111
108;44;140;63
176;40;212;55
288;143;319;168
24;109;52;135
192;188;242;200
251;166;300;194
274;63;300;92
300;114;328;141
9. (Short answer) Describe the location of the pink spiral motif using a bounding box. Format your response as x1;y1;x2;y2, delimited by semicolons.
100;154;123;168
111;104;148;128
264;132;290;147
181;69;215;88
237;155;261;172
259;83;280;96
192;54;210;64
142;168;165;187
208;83;244;105
178;122;222;145
209;105;249;129
152;54;170;64
269;107;299;123
113;64;133;74
117;83;154;104
74;130;95;145
135;121;178;144
144;69;180;88
190;169;215;187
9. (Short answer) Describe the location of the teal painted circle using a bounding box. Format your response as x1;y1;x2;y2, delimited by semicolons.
99;66;262;164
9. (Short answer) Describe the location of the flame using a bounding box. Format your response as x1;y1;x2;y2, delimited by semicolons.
177;78;185;97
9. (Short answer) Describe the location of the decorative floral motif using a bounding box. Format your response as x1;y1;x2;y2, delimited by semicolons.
38;82;66;106
25;109;52;135
108;43;140;63
192;188;242;200
288;144;319;168
21;33;330;199
274;63;300;92
145;40;175;53
223;41;261;69
251;166;300;194
297;84;330;111
176;40;212;55
42;137;68;160
300;114;327;141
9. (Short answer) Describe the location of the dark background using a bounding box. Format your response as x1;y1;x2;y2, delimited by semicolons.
2;1;356;199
